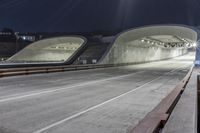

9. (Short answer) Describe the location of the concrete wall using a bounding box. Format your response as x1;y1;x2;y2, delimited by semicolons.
101;40;187;64
100;25;198;64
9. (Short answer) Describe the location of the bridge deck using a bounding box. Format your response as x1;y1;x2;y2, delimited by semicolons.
0;53;195;133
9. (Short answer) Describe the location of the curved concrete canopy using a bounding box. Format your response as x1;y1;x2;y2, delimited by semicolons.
100;25;198;64
116;25;198;44
8;36;86;63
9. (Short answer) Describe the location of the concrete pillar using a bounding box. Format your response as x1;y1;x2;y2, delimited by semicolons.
195;40;200;66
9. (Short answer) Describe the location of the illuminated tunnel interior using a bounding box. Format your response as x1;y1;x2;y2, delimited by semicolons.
100;25;198;64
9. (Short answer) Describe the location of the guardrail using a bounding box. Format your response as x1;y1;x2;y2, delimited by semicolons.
0;57;178;78
0;61;158;78
130;66;194;133
0;64;116;78
0;62;143;78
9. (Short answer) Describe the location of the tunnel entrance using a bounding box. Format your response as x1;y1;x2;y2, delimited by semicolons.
100;25;198;65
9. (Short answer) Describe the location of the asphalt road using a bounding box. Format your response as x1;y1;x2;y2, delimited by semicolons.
0;53;195;133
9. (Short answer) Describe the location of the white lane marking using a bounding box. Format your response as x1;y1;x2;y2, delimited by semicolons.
0;71;144;103
32;66;188;133
33;78;160;133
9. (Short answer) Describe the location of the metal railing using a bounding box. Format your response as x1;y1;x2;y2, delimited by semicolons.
0;57;177;78
0;64;116;78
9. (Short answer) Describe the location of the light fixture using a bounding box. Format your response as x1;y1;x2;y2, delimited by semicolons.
193;42;197;47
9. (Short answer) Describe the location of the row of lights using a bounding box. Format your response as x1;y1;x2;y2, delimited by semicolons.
0;32;12;35
141;39;165;45
180;38;195;47
140;38;192;48
181;38;197;47
51;46;78;50
50;42;81;50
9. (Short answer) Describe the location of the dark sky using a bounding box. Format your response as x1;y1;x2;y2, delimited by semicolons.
1;0;200;32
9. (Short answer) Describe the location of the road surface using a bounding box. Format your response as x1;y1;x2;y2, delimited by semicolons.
0;52;195;133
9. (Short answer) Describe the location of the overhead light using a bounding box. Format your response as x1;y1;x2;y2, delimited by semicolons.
193;42;197;47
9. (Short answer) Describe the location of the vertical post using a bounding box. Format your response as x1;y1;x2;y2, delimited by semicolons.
195;41;200;66
15;32;19;53
197;75;200;132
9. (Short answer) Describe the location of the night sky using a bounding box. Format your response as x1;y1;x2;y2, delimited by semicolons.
1;0;200;32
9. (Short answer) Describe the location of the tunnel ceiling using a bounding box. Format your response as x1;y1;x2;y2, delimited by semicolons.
150;35;183;43
140;35;193;48
112;25;197;50
116;26;197;43
1;0;200;32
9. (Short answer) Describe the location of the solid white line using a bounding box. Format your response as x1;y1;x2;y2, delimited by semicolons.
33;77;161;133
32;66;187;133
0;71;144;103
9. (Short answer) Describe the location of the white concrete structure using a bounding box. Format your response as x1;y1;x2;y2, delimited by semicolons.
100;25;198;64
8;36;86;63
